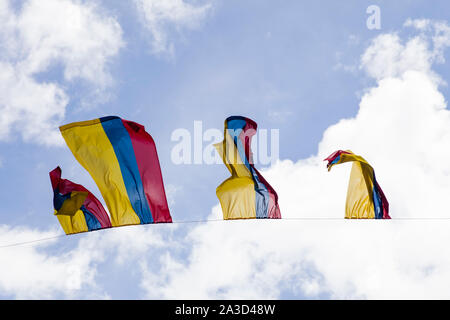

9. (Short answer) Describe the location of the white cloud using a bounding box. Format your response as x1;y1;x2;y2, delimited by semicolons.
268;109;294;122
134;0;212;56
135;20;450;299
3;17;450;300
0;225;104;299
165;184;183;206
404;18;431;31
362;18;450;82
0;223;176;299
361;33;433;81
0;0;124;145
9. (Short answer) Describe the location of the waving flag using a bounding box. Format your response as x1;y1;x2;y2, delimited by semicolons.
50;167;112;235
324;150;390;219
215;116;281;220
60;116;172;227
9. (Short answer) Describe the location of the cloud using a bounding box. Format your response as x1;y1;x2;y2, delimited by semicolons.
0;225;104;299
0;0;124;146
135;20;450;299
362;18;450;82
0;223;176;299
133;0;213;56
165;184;183;206
2;17;450;300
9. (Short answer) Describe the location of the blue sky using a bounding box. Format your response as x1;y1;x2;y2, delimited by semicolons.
2;0;450;299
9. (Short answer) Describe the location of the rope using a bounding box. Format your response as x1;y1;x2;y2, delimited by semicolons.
0;234;67;249
2;217;450;249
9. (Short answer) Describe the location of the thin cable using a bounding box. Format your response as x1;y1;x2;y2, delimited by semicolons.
385;217;450;220
0;219;224;249
3;216;450;249
170;218;224;224
0;234;66;249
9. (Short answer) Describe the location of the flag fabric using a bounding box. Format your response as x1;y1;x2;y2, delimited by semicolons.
59;116;172;227
215;116;281;220
324;150;390;219
50;166;112;235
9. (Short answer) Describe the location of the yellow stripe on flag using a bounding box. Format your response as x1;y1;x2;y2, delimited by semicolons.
60;120;140;227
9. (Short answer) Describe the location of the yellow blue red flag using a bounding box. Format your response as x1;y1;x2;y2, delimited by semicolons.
215;116;281;220
50;166;112;235
59;116;172;227
324;150;390;219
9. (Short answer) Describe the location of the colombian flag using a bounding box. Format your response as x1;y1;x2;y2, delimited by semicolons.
50;166;112;235
60;116;172;227
324;150;390;219
215;116;281;220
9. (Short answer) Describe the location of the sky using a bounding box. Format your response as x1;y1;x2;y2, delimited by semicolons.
1;0;450;299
